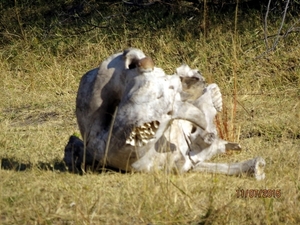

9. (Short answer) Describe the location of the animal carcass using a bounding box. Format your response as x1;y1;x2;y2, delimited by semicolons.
63;48;265;180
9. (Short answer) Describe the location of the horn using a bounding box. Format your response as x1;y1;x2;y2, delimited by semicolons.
123;48;146;69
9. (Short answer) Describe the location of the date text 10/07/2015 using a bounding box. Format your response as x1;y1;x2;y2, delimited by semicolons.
236;189;281;198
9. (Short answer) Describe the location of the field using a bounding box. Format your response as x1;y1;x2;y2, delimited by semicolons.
0;1;299;224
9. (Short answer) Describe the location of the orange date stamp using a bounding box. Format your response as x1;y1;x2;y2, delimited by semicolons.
236;189;281;198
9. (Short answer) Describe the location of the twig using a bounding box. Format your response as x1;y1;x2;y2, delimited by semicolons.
122;0;158;6
271;0;290;50
257;0;294;59
203;0;208;38
264;0;272;49
81;132;87;174
283;18;300;38
101;106;118;171
14;0;26;41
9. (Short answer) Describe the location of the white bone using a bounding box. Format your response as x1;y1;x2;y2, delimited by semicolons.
64;48;265;180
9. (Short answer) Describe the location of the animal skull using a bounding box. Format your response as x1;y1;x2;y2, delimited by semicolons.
64;48;266;180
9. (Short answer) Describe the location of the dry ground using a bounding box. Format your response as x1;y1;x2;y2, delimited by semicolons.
0;6;300;224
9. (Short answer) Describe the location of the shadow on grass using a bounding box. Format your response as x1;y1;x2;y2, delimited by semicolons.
0;157;125;174
0;157;68;172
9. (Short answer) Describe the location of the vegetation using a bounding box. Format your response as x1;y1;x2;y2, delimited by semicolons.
0;1;299;224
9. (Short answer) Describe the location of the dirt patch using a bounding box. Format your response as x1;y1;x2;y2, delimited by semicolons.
2;106;61;126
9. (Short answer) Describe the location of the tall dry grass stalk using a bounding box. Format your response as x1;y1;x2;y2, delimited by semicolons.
215;0;240;143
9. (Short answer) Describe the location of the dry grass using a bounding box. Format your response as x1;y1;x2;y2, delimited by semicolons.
0;3;300;224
